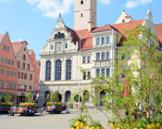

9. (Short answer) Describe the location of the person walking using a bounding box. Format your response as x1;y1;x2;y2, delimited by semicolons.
52;103;56;114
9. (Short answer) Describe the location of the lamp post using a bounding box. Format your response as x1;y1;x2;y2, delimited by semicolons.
78;34;81;109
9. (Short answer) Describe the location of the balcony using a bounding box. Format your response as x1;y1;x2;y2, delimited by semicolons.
94;59;111;67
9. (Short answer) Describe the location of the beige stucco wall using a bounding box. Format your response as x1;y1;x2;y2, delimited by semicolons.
16;42;35;93
74;0;97;30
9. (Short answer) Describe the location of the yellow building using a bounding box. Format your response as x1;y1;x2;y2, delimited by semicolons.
39;0;162;106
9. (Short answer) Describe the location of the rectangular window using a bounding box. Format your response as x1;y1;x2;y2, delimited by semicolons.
23;55;26;61
24;73;27;79
7;46;10;52
83;71;86;80
83;57;86;63
96;69;100;77
36;76;38;80
107;68;110;77
106;52;110;60
122;74;126;78
6;82;9;89
17;61;20;68
21;73;24;79
5;58;7;64
102;37;105;44
1;69;4;74
27;64;30;70
14;72;16;77
22;63;25;69
18;72;20;78
11;60;14;66
8;59;10;65
96;38;100;45
10;83;12;89
6;70;9;75
121;55;126;60
96;53;100;60
106;37;110;44
102;69;105;76
88;71;91;79
30;74;32;80
14;83;16;90
3;45;6;51
87;56;91;63
0;81;3;88
1;57;4;63
10;71;13;76
101;52;105;60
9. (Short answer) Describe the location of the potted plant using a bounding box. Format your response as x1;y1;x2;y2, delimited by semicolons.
46;92;64;113
0;94;13;113
73;95;82;109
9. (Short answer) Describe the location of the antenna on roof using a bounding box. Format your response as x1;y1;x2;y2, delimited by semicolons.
59;13;61;18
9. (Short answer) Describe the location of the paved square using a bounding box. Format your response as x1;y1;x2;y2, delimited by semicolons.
0;109;111;129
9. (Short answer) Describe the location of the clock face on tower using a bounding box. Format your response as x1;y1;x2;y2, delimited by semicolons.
56;43;62;51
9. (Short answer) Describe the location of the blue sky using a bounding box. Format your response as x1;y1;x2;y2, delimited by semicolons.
0;0;162;60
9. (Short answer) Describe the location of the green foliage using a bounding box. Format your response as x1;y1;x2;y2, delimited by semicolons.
45;93;50;102
69;24;162;128
74;94;82;102
50;92;62;102
0;93;12;103
26;92;33;103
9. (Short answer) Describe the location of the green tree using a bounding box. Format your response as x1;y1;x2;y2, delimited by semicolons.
26;92;33;103
69;24;162;128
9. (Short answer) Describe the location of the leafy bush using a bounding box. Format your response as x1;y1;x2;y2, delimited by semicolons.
74;95;82;102
0;93;12;103
50;92;62;102
26;92;33;103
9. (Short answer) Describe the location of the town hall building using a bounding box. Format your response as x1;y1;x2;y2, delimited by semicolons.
38;0;162;106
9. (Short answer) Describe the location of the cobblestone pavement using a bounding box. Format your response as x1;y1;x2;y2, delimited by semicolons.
0;109;111;129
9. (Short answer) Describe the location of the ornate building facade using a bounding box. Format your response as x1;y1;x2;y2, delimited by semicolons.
39;0;162;106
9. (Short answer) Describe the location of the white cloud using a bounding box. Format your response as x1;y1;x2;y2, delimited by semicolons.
27;0;111;18
1;0;9;2
17;38;23;41
139;0;153;4
27;0;73;18
126;1;138;8
98;0;110;4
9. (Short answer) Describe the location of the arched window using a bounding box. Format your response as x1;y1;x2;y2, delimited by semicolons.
55;59;62;80
81;0;83;4
122;19;125;23
51;45;53;50
100;91;106;106
65;91;71;101
66;59;72;80
46;61;51;81
84;90;90;101
65;43;68;49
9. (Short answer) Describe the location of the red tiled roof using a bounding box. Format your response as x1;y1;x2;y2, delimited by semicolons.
91;24;112;33
75;29;93;51
0;34;4;43
155;23;162;46
111;19;143;35
11;42;22;56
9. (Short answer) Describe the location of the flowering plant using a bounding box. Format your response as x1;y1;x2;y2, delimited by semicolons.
19;103;36;108
0;102;13;107
46;102;62;107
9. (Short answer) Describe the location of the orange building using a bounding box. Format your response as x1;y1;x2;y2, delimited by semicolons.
12;41;35;103
28;49;40;92
0;32;18;104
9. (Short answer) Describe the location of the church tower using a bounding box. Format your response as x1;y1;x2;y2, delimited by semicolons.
74;0;97;31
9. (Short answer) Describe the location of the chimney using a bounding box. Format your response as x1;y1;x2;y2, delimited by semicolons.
88;21;94;32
